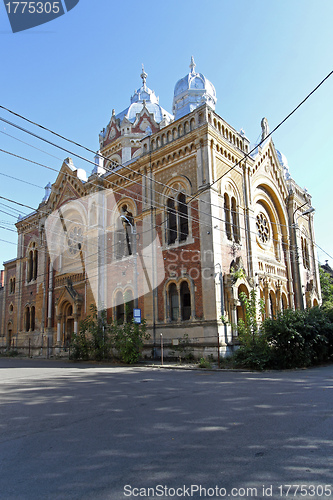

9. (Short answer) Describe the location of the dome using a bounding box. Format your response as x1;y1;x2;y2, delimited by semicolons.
173;57;217;120
115;66;173;125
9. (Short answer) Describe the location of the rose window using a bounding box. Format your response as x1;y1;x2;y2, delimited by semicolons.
256;213;270;243
67;226;83;255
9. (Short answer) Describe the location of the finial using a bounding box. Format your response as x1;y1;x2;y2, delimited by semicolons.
261;117;269;141
190;56;196;73
141;64;147;86
112;109;115;116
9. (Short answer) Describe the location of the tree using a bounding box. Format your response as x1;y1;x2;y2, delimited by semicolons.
319;267;333;310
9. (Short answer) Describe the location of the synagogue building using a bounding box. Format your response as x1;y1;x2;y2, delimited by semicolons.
0;58;321;356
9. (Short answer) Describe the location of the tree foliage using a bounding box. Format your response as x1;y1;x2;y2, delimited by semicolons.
319;267;333;310
233;289;333;370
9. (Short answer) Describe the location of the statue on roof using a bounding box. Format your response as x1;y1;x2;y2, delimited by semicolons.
261;117;269;141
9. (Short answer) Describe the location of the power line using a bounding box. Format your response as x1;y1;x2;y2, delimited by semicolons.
188;68;333;203
1;71;332;275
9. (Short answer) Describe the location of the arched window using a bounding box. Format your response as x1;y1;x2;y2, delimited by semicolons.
166;193;189;245
28;250;33;282
115;290;125;324
169;283;179;321
27;243;38;282
25;306;30;332
115;205;134;259
167;198;177;245
180;281;191;320
224;194;232;240
231;197;240;243
269;291;276;319
178;193;188;242
301;237;310;270
30;306;35;331
124;289;134;323
33;250;38;280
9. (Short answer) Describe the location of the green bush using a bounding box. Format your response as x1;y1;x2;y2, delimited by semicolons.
198;357;212;369
70;305;149;364
110;320;149;364
233;290;271;370
263;307;333;369
233;288;333;370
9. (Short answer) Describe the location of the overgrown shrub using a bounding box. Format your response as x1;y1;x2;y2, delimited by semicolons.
198;357;212;369
233;290;271;370
263;307;333;369
70;305;149;364
233;289;333;370
110;320;149;364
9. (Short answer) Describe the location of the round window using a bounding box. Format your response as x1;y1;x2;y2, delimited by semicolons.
67;226;83;255
256;213;270;244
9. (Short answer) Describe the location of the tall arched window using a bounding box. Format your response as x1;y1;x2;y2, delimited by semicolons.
178;193;188;242
33;250;38;280
115;289;134;324
30;306;35;331
25;306;30;332
180;281;191;320
115;205;134;259
166;193;189;245
301;236;310;270
27;243;38;282
28;250;33;282
169;283;179;321
124;289;134;323
231;197;240;243
167;198;177;245
224;194;232;240
115;290;125;324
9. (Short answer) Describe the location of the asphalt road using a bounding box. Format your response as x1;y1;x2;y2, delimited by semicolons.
0;358;332;500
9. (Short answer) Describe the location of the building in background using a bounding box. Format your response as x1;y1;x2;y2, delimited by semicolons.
0;58;321;356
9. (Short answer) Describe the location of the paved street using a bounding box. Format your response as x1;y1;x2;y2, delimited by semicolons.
0;359;333;499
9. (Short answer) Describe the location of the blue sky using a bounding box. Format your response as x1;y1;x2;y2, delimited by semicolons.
0;0;332;270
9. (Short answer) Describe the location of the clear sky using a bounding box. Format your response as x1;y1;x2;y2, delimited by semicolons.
0;0;332;271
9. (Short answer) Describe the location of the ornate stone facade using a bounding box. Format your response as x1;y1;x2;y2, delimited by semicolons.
0;59;321;357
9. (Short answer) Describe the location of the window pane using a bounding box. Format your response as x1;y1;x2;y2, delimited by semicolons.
169;284;179;321
180;281;191;320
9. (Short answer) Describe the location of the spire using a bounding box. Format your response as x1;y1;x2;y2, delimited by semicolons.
189;56;196;74
141;64;147;86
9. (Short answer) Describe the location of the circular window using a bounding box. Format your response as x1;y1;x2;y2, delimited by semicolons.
67;226;83;255
256;213;270;243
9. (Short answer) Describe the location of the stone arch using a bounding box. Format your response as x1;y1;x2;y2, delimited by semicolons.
164;276;195;322
253;182;289;265
236;283;249;324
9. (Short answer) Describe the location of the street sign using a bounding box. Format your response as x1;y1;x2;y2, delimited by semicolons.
133;308;141;324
